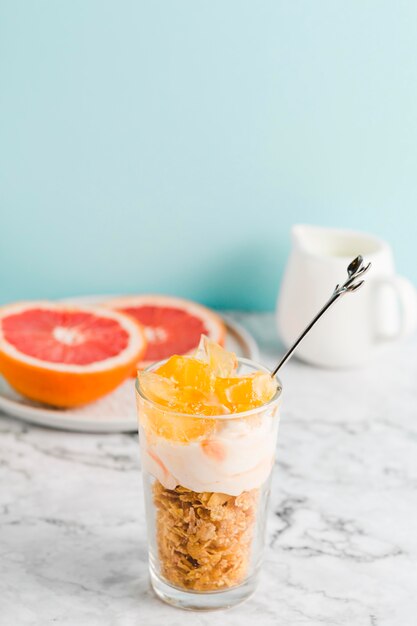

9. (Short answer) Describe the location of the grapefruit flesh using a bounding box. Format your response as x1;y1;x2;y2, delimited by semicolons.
0;302;147;407
105;295;226;368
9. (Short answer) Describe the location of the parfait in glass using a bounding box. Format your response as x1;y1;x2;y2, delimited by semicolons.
136;337;281;610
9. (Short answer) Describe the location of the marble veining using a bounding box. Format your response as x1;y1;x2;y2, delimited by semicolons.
1;313;416;626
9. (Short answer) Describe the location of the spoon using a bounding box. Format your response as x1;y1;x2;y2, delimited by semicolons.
271;255;371;378
347;255;363;277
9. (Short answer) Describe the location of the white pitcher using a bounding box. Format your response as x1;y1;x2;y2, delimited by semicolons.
277;225;417;367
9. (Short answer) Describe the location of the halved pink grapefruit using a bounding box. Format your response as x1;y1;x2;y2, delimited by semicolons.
0;302;147;407
104;295;226;369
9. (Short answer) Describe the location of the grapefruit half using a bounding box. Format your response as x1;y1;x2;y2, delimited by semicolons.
104;295;226;369
0;302;147;407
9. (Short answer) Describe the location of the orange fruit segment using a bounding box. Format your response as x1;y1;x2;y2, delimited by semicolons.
156;355;212;393
138;370;217;442
141;403;215;442
137;338;277;442
215;373;278;412
138;371;180;407
194;335;238;377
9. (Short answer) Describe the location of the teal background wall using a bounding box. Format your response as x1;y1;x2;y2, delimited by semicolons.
1;1;417;311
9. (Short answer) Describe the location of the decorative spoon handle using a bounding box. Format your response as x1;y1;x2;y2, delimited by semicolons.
271;255;371;378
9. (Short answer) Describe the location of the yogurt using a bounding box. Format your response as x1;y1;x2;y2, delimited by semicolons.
139;408;280;496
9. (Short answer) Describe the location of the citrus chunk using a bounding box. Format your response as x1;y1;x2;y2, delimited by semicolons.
138;371;180;407
173;387;229;416
137;339;278;442
156;355;212;393
194;335;238;377
138;370;217;442
141;404;215;442
215;373;278;412
138;368;228;416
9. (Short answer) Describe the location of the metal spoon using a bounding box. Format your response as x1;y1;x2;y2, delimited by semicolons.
347;255;363;277
271;255;371;378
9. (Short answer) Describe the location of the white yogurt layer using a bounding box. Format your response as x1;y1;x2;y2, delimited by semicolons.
139;408;280;496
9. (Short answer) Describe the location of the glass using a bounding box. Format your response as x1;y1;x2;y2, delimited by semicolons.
135;358;282;610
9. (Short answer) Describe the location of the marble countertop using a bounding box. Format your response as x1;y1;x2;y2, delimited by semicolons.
1;313;416;626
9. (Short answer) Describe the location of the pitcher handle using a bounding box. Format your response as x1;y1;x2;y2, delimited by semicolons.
375;275;417;341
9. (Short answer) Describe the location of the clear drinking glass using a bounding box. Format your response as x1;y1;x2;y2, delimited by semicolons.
135;358;282;610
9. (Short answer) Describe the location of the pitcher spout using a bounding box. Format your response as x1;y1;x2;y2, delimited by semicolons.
291;224;333;256
291;224;385;260
292;224;322;250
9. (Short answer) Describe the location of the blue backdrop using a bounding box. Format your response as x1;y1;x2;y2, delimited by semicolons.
1;1;416;310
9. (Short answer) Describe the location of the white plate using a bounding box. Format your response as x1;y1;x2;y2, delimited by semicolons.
0;310;259;433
